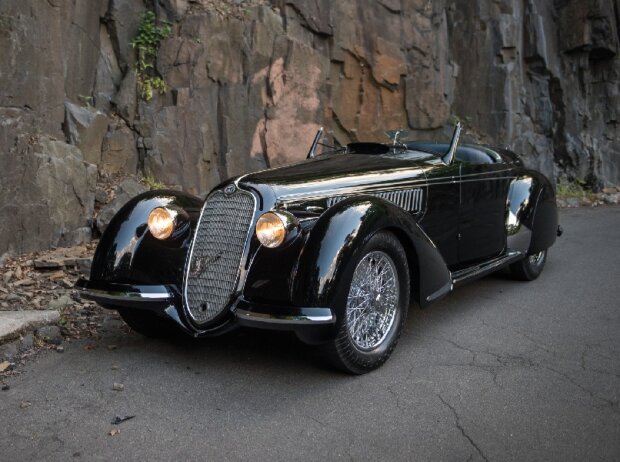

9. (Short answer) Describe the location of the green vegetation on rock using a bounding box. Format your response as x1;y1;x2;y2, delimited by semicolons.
142;175;166;190
131;11;171;101
556;178;597;202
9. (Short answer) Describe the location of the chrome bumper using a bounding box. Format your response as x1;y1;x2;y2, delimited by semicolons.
75;279;336;339
233;298;335;327
75;278;176;307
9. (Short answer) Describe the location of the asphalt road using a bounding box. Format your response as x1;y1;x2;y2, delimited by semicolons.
1;206;619;461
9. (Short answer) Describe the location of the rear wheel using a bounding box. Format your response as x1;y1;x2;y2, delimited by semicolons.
323;231;410;374
118;308;180;338
510;249;547;281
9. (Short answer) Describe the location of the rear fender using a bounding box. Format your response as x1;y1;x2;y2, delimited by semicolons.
506;172;558;254
529;180;558;253
291;197;451;311
506;176;538;254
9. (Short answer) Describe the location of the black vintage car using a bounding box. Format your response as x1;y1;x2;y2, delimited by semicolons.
76;124;560;373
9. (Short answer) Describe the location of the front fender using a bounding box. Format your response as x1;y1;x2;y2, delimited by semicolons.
291;197;451;310
91;190;203;285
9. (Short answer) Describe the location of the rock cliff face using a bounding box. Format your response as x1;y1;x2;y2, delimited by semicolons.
0;0;618;258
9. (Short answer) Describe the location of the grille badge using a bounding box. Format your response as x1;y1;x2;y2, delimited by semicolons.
224;184;236;195
190;257;202;275
190;253;223;276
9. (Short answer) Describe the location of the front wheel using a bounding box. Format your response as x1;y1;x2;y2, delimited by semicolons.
322;231;410;374
510;249;547;281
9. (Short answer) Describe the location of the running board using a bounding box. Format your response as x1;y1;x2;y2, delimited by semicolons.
450;251;523;287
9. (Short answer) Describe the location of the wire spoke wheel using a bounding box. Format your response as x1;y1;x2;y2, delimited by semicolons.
510;248;548;281
528;250;546;267
322;231;409;374
345;251;399;351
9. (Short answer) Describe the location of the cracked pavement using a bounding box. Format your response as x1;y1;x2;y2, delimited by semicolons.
1;206;619;461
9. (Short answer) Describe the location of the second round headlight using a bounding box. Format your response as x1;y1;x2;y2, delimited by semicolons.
255;212;287;248
147;207;176;240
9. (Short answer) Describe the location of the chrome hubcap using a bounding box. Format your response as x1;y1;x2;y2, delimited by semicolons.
528;250;546;267
346;251;399;351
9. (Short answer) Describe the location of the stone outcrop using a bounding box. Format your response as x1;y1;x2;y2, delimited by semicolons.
0;0;106;259
63;102;109;165
0;135;96;256
0;0;618;257
101;123;139;176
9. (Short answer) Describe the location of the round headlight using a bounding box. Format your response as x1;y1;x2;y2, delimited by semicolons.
256;212;287;248
147;207;176;240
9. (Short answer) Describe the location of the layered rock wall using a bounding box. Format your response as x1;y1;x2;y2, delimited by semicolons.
449;0;620;186
1;0;618;258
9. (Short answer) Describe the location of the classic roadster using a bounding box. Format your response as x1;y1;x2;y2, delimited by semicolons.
76;124;560;373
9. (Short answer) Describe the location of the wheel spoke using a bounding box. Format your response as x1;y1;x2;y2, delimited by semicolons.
345;251;399;351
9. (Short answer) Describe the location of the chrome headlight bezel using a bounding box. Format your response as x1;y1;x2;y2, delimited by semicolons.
255;211;300;248
147;207;178;240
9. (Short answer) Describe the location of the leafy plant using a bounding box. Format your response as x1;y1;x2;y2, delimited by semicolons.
556;178;596;201
142;175;166;190
78;94;94;108
131;11;172;101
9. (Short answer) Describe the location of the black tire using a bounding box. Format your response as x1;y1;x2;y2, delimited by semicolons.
118;308;180;338
510;249;548;281
322;231;410;374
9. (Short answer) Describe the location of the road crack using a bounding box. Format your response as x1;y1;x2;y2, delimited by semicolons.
437;394;489;462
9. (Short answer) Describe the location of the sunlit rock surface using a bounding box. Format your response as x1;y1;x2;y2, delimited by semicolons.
0;0;618;256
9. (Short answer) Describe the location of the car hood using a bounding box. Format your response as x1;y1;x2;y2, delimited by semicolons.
239;153;436;201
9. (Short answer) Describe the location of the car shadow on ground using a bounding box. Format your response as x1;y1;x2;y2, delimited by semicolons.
91;265;538;378
82;249;563;381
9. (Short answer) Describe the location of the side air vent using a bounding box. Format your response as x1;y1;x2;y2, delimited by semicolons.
326;188;424;213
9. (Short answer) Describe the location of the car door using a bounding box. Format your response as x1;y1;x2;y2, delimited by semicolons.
457;149;512;264
418;162;461;268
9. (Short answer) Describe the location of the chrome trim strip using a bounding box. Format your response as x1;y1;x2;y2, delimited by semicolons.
76;286;173;301
235;190;262;293
279;171;515;205
451;250;523;286
459;169;514;178
277;177;428;202
424;280;453;303
425;175;517;187
235;307;335;325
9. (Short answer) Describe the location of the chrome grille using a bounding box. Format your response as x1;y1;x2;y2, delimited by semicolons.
183;190;255;325
327;188;424;213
